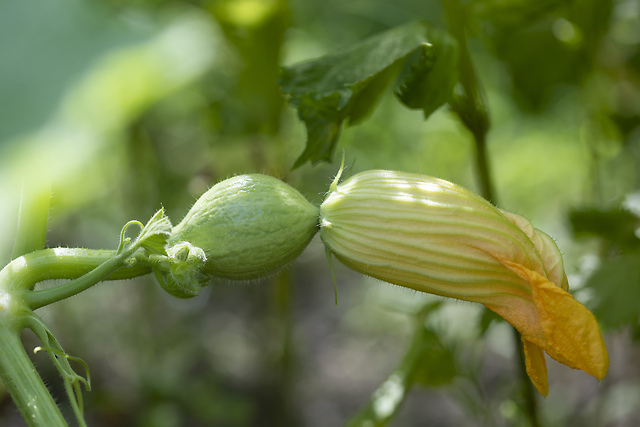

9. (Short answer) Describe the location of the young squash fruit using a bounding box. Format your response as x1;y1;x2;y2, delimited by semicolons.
170;174;319;281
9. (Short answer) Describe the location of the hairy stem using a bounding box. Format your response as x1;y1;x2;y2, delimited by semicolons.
0;318;67;427
23;250;152;310
0;248;151;293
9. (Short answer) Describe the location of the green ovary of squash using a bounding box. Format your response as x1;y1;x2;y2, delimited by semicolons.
170;174;319;280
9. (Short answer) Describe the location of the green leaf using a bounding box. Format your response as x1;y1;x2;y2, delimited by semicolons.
586;253;640;331
569;207;640;251
410;328;457;388
345;303;456;427
136;208;173;255
478;306;504;336
396;30;459;118
279;21;458;168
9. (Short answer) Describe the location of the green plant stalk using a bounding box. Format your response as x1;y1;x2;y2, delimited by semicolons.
23;249;150;310
443;0;539;424
0;317;67;427
0;248;153;426
466;64;541;427
0;248;151;293
465;51;541;427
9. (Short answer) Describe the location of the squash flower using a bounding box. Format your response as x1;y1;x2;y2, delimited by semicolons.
319;170;608;395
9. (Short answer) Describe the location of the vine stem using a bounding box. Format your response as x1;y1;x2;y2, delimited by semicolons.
23;249;144;310
0;248;153;426
0;248;151;294
0;317;67;427
443;0;539;425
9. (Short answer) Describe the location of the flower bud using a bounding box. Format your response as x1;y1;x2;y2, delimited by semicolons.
320;170;608;395
170;174;319;281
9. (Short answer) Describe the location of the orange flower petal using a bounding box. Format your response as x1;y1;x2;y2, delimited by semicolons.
502;260;609;380
530;272;609;380
523;339;548;396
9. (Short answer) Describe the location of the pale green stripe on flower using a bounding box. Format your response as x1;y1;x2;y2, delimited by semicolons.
323;227;532;302
331;215;535;267
322;171;546;276
321;170;546;299
320;169;609;395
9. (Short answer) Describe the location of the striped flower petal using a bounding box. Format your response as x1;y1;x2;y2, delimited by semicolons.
320;170;608;395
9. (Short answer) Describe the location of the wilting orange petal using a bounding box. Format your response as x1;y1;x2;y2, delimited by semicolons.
502;260;609;380
523;340;548;396
530;273;609;379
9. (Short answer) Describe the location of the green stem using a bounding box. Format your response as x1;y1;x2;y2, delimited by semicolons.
0;247;152;426
22;250;152;310
444;0;493;203
0;248;151;293
269;270;296;426
0;318;67;427
513;328;540;427
0;209;168;427
26;314;90;427
474;132;495;205
443;0;538;424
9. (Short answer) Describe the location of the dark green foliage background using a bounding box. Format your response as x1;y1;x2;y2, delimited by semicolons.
1;0;639;426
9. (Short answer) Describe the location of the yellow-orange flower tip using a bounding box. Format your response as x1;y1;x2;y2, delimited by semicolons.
506;261;608;374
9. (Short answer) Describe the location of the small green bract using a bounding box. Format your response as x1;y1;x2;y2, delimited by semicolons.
170;174;319;281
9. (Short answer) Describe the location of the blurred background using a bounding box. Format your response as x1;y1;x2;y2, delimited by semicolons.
1;0;639;425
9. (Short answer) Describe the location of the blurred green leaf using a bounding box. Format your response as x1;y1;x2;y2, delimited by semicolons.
586;252;640;332
473;0;566;27
411;328;457;388
210;0;289;135
0;0;144;146
492;19;580;111
477;0;613;112
11;179;51;259
478;307;504;336
279;21;458;168
569;207;640;250
346;303;456;427
396;29;459;118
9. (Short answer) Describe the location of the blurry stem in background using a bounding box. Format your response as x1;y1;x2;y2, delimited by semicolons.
443;0;493;203
443;0;540;425
11;177;51;260
268;269;297;425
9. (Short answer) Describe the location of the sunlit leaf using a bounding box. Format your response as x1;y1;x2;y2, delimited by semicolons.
279;21;458;168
